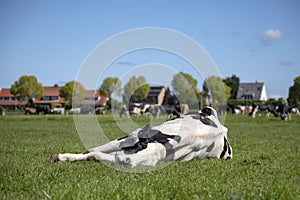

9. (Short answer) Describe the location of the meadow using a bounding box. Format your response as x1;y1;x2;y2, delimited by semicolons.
0;112;299;200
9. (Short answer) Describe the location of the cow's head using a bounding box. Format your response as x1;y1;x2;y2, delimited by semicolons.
199;106;232;160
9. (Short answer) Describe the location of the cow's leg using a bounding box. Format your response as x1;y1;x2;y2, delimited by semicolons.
49;143;166;167
49;151;116;163
49;139;124;163
252;107;258;118
288;113;292;121
87;139;122;154
297;109;300;116
49;153;89;162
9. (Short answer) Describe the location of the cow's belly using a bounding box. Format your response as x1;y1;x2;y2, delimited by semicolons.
116;143;166;167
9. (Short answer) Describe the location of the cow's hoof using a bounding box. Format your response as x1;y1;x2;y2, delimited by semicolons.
48;154;59;162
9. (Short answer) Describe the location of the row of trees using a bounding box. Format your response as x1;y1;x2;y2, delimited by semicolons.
9;74;300;108
10;76;87;107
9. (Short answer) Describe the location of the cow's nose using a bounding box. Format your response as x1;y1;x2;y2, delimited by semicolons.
122;157;132;167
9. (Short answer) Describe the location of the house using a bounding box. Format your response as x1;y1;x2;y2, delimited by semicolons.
81;90;108;107
236;82;267;101
34;85;66;107
0;88;26;110
123;86;166;105
144;86;166;105
0;85;108;109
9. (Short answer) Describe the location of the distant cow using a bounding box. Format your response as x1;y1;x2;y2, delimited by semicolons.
128;103;143;117
69;107;93;115
249;103;278;118
51;107;65;115
68;108;81;115
24;105;51;115
95;107;106;114
24;107;37;115
0;107;4;116
49;107;232;167
149;104;182;119
119;105;130;118
276;103;299;120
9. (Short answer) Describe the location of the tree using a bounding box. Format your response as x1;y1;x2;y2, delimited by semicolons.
99;77;121;109
223;74;240;99
162;87;172;105
10;75;44;104
124;76;150;103
203;76;231;106
99;77;122;97
288;76;300;104
171;72;198;108
59;81;86;105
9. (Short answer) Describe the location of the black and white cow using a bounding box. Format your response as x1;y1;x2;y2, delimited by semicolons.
49;107;232;167
276;103;299;120
149;104;182;119
119;105;130;118
249;103;278;118
68;107;93;115
0;107;4;116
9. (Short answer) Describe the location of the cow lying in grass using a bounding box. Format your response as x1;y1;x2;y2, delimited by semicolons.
49;107;232;167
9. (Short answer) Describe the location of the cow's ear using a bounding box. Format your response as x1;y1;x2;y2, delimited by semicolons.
143;124;151;130
201;107;215;117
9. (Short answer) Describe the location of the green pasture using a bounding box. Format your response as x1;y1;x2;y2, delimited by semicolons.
0;113;299;199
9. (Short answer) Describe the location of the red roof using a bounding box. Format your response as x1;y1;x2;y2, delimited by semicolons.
0;88;14;97
0;100;26;106
43;86;61;96
82;90;108;105
0;87;107;106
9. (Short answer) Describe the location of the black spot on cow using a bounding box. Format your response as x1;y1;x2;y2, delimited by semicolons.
219;137;227;158
190;112;218;128
201;107;215;117
206;142;215;152
220;137;231;159
119;124;181;161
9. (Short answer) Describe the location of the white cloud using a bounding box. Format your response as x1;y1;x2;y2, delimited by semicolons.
259;29;283;45
279;60;294;67
117;61;135;66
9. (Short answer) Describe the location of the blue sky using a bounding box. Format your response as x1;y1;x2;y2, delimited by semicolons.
0;0;299;99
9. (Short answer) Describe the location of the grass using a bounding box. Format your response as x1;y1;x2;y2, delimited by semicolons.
0;113;299;199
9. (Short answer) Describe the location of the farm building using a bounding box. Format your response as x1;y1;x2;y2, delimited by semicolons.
0;85;108;109
0;88;26;110
143;86;166;105
123;86;166;105
34;85;66;107
81;90;108;107
236;82;267;101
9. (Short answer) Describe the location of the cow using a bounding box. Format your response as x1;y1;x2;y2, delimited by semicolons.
119;105;130;118
68;108;81;115
24;105;50;115
276;103;299;120
24;107;37;114
149;104;182;119
129;103;142;117
140;104;151;116
249;103;278;118
290;104;300;116
95;107;106;114
48;106;232;168
51;107;65;115
0;107;4;116
217;103;238;115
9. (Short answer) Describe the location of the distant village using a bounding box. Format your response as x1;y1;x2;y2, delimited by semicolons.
0;81;268;111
